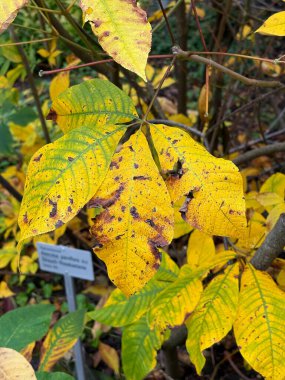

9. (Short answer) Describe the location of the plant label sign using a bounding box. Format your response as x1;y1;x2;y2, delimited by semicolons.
37;242;94;281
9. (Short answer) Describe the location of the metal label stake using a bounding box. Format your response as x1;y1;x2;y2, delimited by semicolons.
37;242;95;380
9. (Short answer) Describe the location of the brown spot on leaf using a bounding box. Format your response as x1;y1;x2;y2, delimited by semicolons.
23;212;28;224
46;108;57;121
68;206;72;212
33;153;43;162
134;163;139;169
93;19;102;27
133;175;150;180
130;206;140;219
55;220;64;228
90;184;124;208
49;199;57;218
68;157;74;162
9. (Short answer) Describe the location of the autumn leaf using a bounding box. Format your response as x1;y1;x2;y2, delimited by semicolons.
0;281;15;298
47;78;138;133
90;131;174;295
39;310;85;371
79;0;151;80
150;124;246;238
122;316;168;380
18;124;127;250
256;11;285;36
49;71;70;102
99;342;120;375
89;253;179;326
234;264;285;379
186;263;239;374
0;1;28;33
0;348;36;380
173;196;193;238
187;229;215;270
147;265;203;330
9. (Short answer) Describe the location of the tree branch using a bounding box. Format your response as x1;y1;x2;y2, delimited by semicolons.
251;214;285;270
233;142;285;166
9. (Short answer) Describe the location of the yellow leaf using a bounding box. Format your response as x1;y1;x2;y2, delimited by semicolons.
276;269;285;291
37;48;50;58
256;11;285;36
234;265;285;379
256;192;283;212
0;347;36;379
147;265;203;330
235;211;266;251
0;0;28;33
80;0;152;80
0;281;15;298
99;342;120;375
173;196;193;239
47;78;138;133
198;84;211;122
49;71;70;102
186;263;239;374
266;203;285;231
18;124;127;250
0;243;17;269
39;310;85;371
20;342;36;363
169;113;196;128
150;124;246;238
90;131;174;295
9;122;37;147
187;230;215;270
260;173;285;198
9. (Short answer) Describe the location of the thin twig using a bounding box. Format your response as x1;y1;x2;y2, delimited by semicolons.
10;27;51;144
0;37;54;48
157;0;176;45
143;57;176;121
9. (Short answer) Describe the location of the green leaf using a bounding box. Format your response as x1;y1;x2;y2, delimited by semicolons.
0;304;54;351
0;124;13;156
18;124;127;248
186;263;239;374
122;316;167;380
39;310;85;372
36;372;75;380
89;253;179;327
47;79;138;133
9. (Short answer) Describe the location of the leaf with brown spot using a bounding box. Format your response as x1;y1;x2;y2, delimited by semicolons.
79;0;151;80
47;78;138;133
18;124;127;251
150;124;246;238
90;131;174;296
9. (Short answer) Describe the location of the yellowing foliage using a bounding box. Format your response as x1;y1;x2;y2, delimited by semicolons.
90;131;174;296
256;11;285;36
186;263;239;374
80;0;152;80
18;124;127;249
0;348;36;379
0;0;28;33
187;230;215;270
234;265;285;379
150;124;246;238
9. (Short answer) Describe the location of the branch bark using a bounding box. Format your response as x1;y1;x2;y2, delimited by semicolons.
251;214;285;270
233;142;285;166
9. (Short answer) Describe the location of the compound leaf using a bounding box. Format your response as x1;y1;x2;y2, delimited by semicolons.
234;265;285;379
150;124;246;238
80;1;151;80
47;79;138;133
186;263;239;374
90;131;174;296
18;124;126;248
